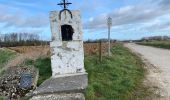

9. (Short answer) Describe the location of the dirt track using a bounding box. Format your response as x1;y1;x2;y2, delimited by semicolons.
0;46;50;74
125;43;170;100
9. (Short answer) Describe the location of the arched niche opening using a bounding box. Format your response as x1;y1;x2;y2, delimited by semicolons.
61;24;74;41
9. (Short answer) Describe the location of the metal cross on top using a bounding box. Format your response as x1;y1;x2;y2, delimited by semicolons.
58;0;72;9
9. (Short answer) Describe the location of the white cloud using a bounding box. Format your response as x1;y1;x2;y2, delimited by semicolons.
0;4;48;28
145;21;170;31
84;0;170;30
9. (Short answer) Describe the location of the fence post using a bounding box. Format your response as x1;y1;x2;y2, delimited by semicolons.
99;40;102;62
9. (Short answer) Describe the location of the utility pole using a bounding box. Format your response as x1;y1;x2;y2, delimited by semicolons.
107;17;112;56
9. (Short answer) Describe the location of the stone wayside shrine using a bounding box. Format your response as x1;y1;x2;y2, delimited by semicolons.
31;0;88;100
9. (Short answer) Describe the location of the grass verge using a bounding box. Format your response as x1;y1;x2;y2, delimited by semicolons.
0;48;16;75
0;96;3;100
84;44;150;100
137;40;170;49
0;48;16;67
25;44;150;99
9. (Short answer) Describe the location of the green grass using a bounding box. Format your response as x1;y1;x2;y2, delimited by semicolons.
25;58;52;86
85;44;149;100
0;48;16;67
25;44;149;99
137;40;170;49
0;96;3;100
0;48;16;76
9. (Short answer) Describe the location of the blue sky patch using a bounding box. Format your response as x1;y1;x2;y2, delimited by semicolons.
0;0;170;40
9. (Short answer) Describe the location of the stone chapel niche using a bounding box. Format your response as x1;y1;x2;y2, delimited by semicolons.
61;25;74;41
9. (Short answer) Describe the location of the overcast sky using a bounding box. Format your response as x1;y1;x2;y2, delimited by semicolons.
0;0;170;40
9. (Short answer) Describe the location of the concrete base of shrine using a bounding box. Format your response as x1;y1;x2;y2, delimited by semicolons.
31;93;85;100
31;73;87;100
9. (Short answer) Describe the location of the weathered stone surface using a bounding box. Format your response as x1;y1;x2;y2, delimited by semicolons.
50;41;85;77
50;10;83;41
31;93;85;100
33;73;87;95
33;9;88;100
50;10;85;77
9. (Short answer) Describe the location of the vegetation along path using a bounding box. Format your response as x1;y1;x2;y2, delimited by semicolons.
125;43;170;99
0;46;49;75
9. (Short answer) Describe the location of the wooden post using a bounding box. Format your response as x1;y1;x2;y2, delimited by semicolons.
99;40;102;62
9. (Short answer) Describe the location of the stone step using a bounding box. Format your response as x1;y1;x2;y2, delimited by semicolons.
32;73;87;96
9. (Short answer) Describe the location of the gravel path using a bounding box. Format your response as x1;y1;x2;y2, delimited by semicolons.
125;43;170;100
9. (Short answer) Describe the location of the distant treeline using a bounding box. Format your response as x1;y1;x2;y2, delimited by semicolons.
141;36;170;41
0;33;49;47
123;36;170;43
0;33;119;47
84;39;117;43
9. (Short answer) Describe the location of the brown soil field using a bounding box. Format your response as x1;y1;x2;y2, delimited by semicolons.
7;42;115;57
84;42;115;55
7;45;50;54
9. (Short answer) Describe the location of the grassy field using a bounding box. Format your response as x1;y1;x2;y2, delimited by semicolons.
0;97;3;100
0;48;16;75
84;44;150;100
137;40;170;49
0;48;16;68
25;44;150;100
